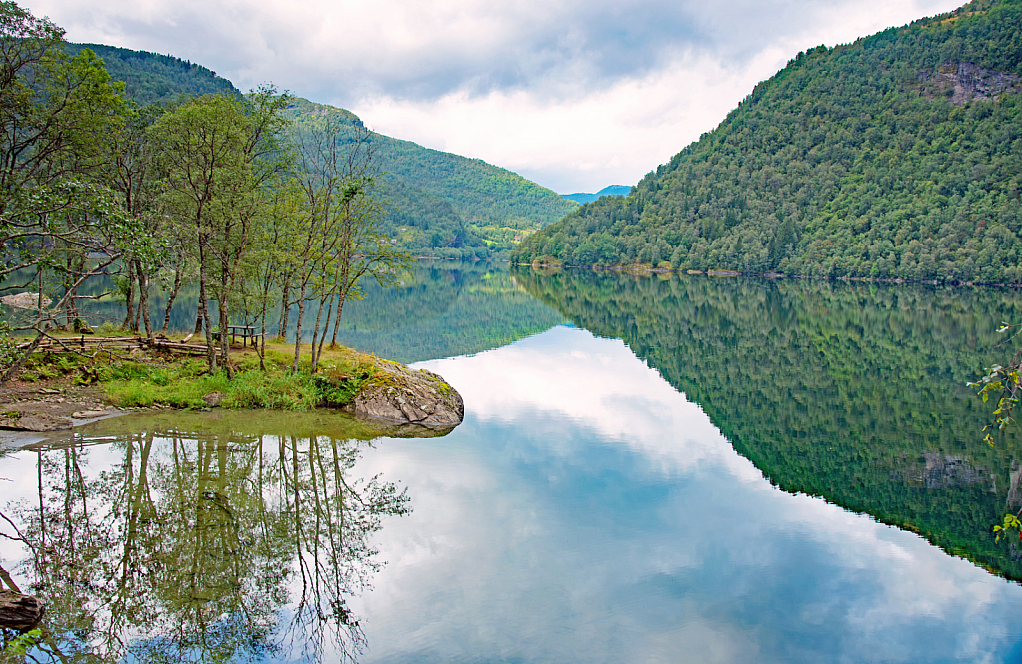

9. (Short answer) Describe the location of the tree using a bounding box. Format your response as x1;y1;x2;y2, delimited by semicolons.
148;89;290;374
283;112;411;372
0;2;148;382
100;103;169;341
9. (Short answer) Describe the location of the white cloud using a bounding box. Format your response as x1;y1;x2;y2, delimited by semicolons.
27;0;966;192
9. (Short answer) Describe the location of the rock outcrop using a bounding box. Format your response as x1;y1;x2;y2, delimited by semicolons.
918;62;1022;105
346;361;463;427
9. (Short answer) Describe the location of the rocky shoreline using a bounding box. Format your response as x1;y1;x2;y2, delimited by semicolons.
0;359;464;448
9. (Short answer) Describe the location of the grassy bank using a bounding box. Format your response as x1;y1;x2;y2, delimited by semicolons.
13;336;381;411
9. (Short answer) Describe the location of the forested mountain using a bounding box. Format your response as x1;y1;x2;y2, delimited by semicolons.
67;43;239;105
79;47;574;258
515;267;1022;580
562;185;631;204
514;0;1022;283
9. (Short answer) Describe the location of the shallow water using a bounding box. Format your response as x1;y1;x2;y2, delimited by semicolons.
3;268;1022;662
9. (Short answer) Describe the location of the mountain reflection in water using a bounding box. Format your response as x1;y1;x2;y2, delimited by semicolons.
0;412;412;663
514;267;1022;580
5;266;1022;662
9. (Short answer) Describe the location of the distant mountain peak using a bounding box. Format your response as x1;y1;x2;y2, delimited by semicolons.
561;185;631;205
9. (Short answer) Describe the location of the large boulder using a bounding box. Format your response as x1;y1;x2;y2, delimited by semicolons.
346;361;463;427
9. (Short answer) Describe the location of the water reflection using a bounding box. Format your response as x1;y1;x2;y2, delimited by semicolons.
4;261;565;362
352;326;1022;663
0;412;411;663
515;268;1022;581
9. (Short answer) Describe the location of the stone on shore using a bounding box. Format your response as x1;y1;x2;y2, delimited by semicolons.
0;412;72;431
346;361;463;427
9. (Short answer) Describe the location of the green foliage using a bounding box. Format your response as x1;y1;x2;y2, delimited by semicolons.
514;0;1022;283
0;322;20;370
221;369;319;409
104;363;232;408
515;266;1022;580
312;363;375;407
370;121;576;228
284;98;574;258
67;43;240;106
16;349;92;382
101;355;380;410
969;323;1022;444
994;513;1022;541
3;628;43;661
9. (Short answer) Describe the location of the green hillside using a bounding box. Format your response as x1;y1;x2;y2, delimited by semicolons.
67;43;239;105
513;0;1022;283
285;98;576;257
515;267;1022;581
372;131;577;229
77;46;573;259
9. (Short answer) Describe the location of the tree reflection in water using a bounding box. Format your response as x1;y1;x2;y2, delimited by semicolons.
1;413;411;663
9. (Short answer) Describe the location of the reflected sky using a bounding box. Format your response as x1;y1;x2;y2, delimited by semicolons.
350;325;1022;663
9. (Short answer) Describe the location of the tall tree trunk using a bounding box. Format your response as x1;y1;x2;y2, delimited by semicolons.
313;286;335;371
292;285;307;373
36;267;44;329
218;263;232;378
259;297;268;371
161;260;184;335
134;259;154;341
219;293;233;379
328;261;351;349
197;241;215;371
63;251;78;327
278;282;291;342
122;261;136;331
309;279;329;372
194;288;205;336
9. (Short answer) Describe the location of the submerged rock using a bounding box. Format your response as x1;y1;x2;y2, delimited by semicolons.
346;361;463;427
0;591;45;631
72;410;108;419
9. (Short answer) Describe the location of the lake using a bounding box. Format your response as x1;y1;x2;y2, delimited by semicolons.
3;264;1022;662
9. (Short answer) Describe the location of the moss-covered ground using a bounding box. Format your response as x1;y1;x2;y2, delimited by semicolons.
10;335;381;411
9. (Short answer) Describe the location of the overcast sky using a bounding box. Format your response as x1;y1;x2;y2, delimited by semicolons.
30;0;963;193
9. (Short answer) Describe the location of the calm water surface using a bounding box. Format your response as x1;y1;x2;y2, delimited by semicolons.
4;267;1022;662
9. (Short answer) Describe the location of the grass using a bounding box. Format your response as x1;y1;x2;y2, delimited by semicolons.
112;339;380;410
14;336;382;411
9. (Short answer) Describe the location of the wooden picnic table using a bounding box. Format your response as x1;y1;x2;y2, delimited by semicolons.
226;325;262;348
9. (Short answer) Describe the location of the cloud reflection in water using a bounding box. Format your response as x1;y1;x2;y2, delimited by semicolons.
350;325;1022;663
